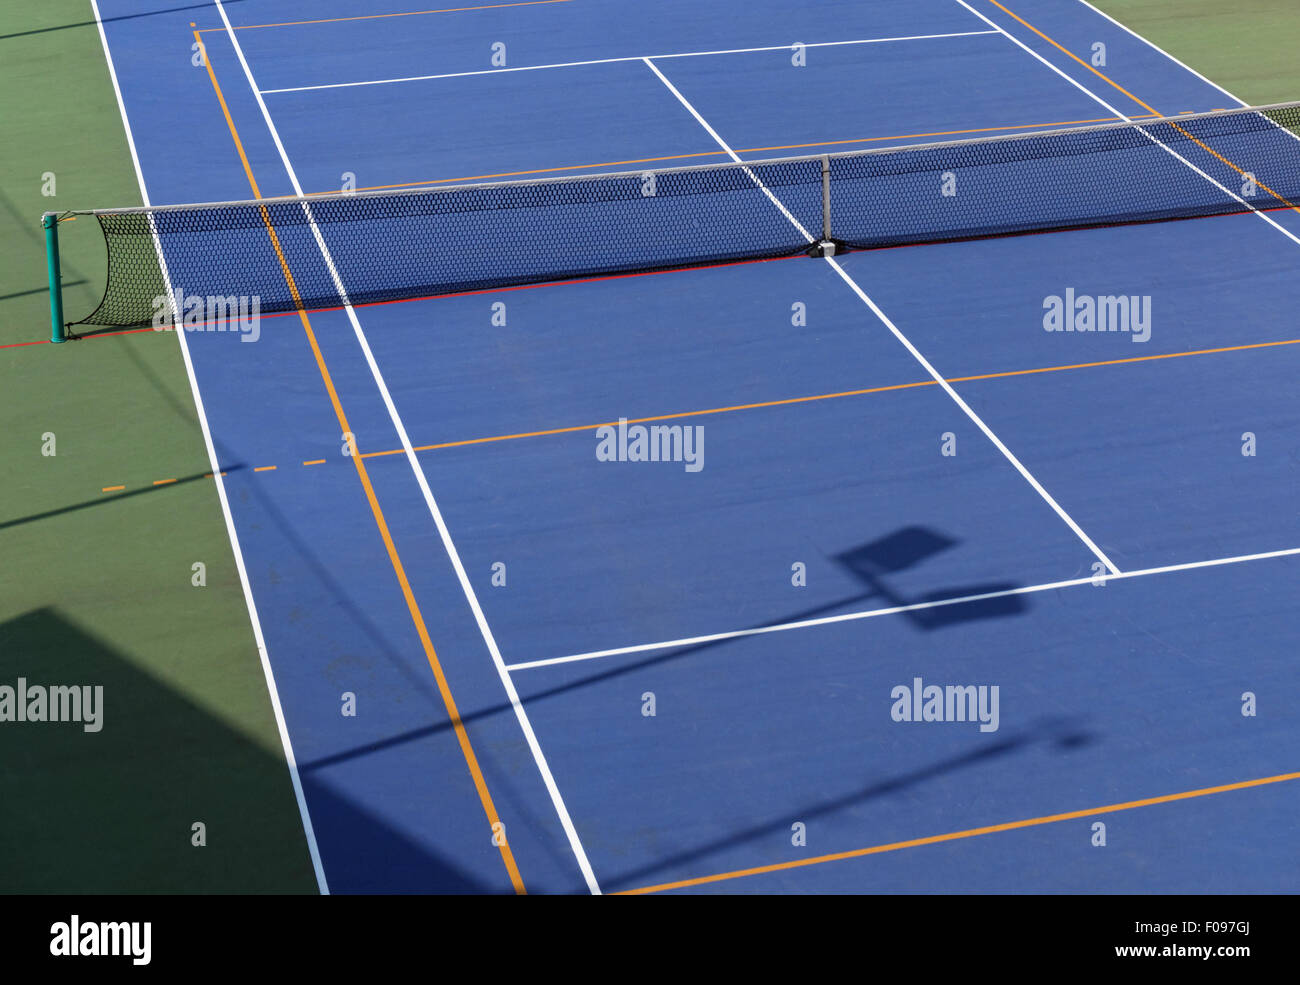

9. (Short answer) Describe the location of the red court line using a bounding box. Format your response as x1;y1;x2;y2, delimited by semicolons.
2;326;160;348
15;256;804;348
73;326;160;340
35;197;1299;348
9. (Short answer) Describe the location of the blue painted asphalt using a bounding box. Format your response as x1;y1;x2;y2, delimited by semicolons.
94;0;1297;892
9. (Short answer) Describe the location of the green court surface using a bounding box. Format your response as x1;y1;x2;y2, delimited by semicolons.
1090;0;1300;105
0;2;315;893
1;0;1296;892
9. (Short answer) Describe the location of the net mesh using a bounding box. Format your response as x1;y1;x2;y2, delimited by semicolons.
76;160;822;329
831;103;1300;248
63;102;1300;329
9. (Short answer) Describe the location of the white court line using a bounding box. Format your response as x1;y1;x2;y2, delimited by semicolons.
212;0;602;896
642;58;816;243
822;255;1121;573
89;1;328;894
507;547;1300;671
1073;0;1250;108
259;30;999;94
642;57;1121;576
1073;0;1300;152
953;0;1300;250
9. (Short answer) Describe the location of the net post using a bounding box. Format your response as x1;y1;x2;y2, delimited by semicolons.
821;155;832;241
43;213;66;343
805;156;841;257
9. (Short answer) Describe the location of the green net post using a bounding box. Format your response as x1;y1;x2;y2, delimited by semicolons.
43;213;66;343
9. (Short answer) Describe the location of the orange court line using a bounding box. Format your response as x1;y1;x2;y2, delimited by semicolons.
348;337;1300;459
106;336;1297;489
193;35;263;203
987;0;1300;213
101;485;125;493
196;30;527;893
253;466;277;472
616;770;1300;894
152;478;177;485
987;0;1177;115
197;0;572;33
342;114;1157;192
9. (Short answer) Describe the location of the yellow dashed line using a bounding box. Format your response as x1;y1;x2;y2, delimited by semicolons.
102;485;125;493
152;478;177;486
303;459;326;466
253;465;278;472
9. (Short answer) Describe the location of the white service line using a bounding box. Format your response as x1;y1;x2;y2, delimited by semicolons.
953;0;1300;250
508;547;1300;671
90;0;328;894
642;57;1120;576
259;30;999;94
213;0;602;896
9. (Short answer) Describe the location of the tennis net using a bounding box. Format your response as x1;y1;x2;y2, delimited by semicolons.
46;101;1300;336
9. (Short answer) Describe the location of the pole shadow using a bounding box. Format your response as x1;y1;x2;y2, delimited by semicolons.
0;466;246;533
603;715;1098;891
299;525;1031;771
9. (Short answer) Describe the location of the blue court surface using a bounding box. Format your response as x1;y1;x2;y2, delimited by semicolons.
93;0;1297;892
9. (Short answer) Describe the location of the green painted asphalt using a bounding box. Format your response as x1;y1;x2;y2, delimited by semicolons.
1;0;1295;892
0;2;316;893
